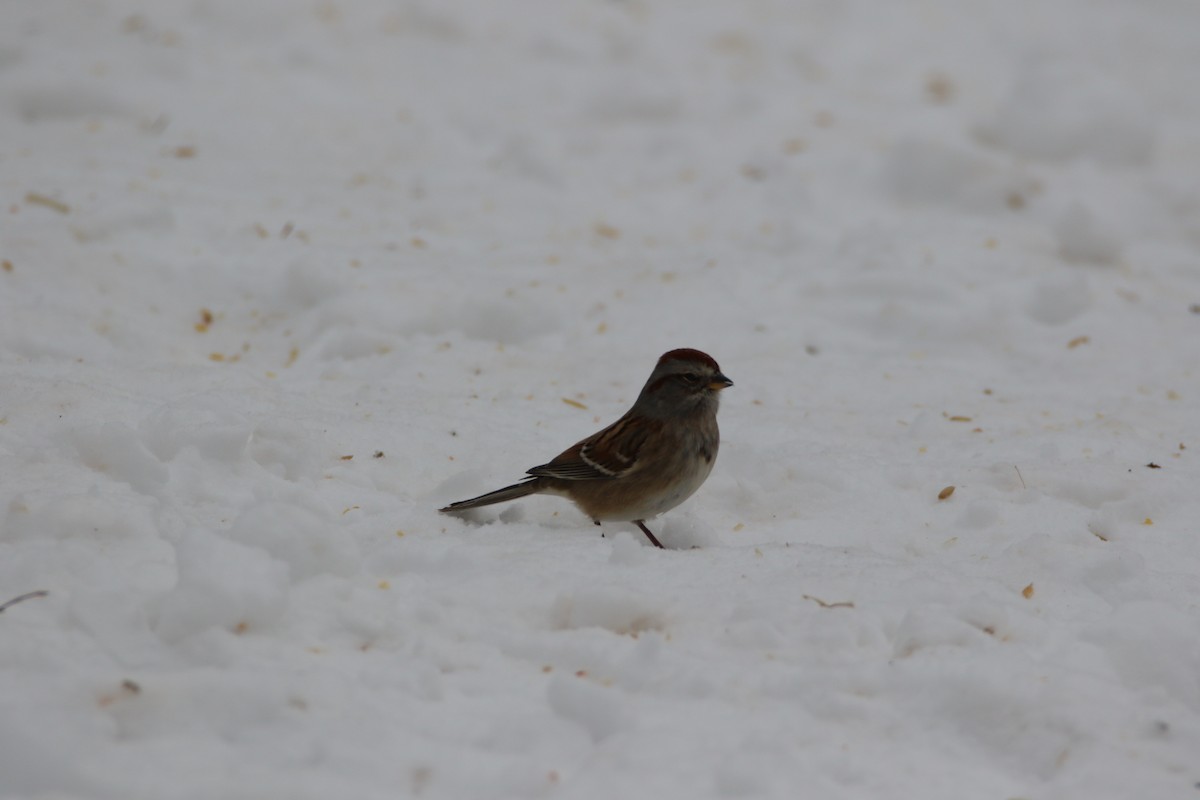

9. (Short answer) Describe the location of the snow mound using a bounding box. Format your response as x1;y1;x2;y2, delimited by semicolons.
153;531;290;643
976;59;1155;165
552;588;666;635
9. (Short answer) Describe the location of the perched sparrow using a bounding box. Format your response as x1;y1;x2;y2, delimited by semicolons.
439;349;733;548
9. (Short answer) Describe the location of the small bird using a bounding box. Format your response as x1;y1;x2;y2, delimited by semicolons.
439;349;733;548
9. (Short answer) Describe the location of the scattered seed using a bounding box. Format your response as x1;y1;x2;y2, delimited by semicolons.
740;163;767;181
938;485;955;501
1067;335;1090;348
25;192;70;214
802;594;855;610
925;72;955;104
783;137;807;154
1022;583;1034;599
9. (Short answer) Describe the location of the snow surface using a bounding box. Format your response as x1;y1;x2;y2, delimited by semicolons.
2;1;1200;798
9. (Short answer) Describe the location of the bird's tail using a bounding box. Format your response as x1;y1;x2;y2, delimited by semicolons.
439;478;543;513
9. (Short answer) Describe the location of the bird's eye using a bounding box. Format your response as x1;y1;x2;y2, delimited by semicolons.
682;372;700;383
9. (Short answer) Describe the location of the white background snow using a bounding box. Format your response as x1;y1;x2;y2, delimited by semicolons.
2;1;1199;797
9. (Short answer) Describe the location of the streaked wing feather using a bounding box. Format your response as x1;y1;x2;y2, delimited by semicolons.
526;458;610;481
526;416;645;481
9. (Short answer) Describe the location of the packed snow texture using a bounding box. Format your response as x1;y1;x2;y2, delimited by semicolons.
2;1;1200;798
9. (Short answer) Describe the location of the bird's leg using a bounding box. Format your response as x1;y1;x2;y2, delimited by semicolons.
595;519;605;538
634;520;665;549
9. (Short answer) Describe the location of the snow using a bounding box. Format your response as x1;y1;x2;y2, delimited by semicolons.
2;0;1200;797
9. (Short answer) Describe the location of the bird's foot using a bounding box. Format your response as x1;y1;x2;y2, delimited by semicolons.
634;520;665;549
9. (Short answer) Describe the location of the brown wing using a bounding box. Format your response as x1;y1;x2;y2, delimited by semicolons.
526;415;651;481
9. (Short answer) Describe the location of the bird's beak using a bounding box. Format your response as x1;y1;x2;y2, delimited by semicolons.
709;373;733;391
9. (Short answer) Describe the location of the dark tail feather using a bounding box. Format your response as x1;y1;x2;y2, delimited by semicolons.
439;478;543;513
